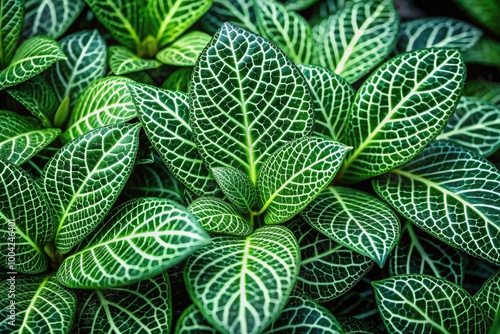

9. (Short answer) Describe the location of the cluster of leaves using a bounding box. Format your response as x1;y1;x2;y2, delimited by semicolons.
0;0;499;333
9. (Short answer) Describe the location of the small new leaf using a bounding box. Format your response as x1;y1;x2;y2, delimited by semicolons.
212;166;258;213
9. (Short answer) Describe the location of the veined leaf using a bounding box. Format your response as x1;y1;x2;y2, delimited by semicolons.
128;82;220;196
185;225;300;334
6;76;58;127
20;146;59;179
463;80;500;106
453;0;500;35
475;269;500;321
212;166;257;213
108;45;162;75
309;0;351;25
373;141;500;266
389;221;464;286
190;23;314;183
77;272;171;333
161;67;192;92
156;31;211;66
373;274;487;333
340;48;465;183
289;219;374;302
395;17;482;53
336;316;380;334
48;29;107;108
0;36;66;91
58;197;209;289
282;0;319;11
437;96;500;157
0;110;60;166
312;0;399;83
257;137;350;225
201;0;258;34
60;76;136;144
254;0;313;64
263;294;344;333
0;0;24;68
124;70;154;85
301;186;400;267
23;0;85;39
176;304;218;333
0;159;54;274
462;37;500;68
41;123;141;254
188;196;253;236
298;64;355;142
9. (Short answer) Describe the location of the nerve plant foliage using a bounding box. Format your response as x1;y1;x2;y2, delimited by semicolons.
1;0;500;333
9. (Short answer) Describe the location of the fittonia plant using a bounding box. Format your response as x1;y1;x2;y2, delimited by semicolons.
1;0;500;333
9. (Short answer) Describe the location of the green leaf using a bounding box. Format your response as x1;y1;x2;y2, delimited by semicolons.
263;294;344;333
309;0;351;25
175;304;218;333
0;159;54;274
462;37;500;68
336;316;380;334
128;82;220;196
254;0;313;64
161;67;192;92
188;196;253;236
453;0;500;35
395;17;482;53
339;48;465;183
185;225;300;334
58;197;209;289
77;272;171;333
156;31;211;66
0;110;60;166
463;80;500;106
475;269;500;322
372;141;500;266
23;0;85;39
257;137;350;225
60;76;137;144
108;45;162;75
389;221;464;286
0;36;66;91
311;0;399;83
48;29;107;108
282;0;319;11
6;76;58;127
373;274;487;333
212;166;258;213
41;123;141;254
0;0;24;68
297;64;355;142
201;0;258;34
190;23;314;183
0;276;76;333
301;186;400;267
437;96;500;157
289;219;374;302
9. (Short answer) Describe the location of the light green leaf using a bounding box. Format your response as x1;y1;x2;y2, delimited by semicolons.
185;225;300;334
339;48;465;183
373;274;487;334
464;80;500;106
0;159;54;274
298;64;355;141
254;0;313;64
453;0;500;35
201;0;258;34
161;67;192;92
462;37;500;68
77;272;171;333
263;294;344;333
372;141;500;266
175;304;218;333
48;29;107;108
212;166;258;213
437;96;500;157
0;36;66;91
60;76;136;144
258;137;350;225
190;23;314;183
389;221;464;286
0;0;24;68
156;31;211;66
41;123;141;254
301;186;400;267
289;219;374;302
128;82;220;196
0;276;76;333
23;0;85;39
395;17;482;53
0;110;60;166
188;196;253;236
312;0;399;83
476;269;500;322
6;76;58;127
282;0;319;11
108;45;162;75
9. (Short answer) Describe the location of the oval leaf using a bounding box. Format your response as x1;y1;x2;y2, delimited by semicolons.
108;46;162;75
475;269;500;322
212;166;258;213
176;304;218;333
161;67;192;92
156;31;211;66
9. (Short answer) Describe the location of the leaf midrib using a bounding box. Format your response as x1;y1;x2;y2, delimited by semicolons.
19;276;50;333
